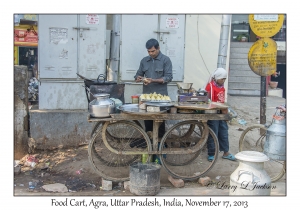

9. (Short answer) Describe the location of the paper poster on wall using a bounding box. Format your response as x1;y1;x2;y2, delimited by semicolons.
166;17;179;28
254;15;278;21
86;14;100;25
50;28;68;44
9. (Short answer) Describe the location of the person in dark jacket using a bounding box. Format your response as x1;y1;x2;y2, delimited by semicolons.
132;38;173;148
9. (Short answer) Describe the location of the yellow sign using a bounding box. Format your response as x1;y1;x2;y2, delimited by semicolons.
249;14;284;38
14;46;19;65
248;37;277;76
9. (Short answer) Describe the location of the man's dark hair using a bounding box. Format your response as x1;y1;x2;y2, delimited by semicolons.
146;38;159;49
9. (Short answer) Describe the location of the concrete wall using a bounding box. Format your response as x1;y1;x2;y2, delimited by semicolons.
184;15;230;101
29;109;94;149
14;65;29;159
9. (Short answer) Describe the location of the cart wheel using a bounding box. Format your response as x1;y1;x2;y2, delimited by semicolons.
90;122;136;167
88;120;151;182
90;122;102;138
159;121;219;181
239;124;286;182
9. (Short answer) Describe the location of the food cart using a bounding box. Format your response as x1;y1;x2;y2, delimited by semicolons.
87;102;231;182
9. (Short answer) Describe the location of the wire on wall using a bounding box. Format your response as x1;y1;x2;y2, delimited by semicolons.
197;15;211;78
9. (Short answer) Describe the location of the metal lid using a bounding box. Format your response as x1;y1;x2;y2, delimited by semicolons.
235;151;269;162
93;93;110;98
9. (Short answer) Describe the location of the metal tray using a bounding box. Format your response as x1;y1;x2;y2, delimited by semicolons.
144;102;174;107
140;99;171;103
117;104;167;115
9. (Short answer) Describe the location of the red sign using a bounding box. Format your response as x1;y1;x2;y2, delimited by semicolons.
86;14;100;25
14;29;38;46
166;17;179;28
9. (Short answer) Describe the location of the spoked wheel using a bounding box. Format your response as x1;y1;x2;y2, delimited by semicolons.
159;120;219;181
88;120;151;182
239;124;286;182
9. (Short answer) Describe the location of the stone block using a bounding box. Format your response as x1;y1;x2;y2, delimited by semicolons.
124;181;130;190
101;179;112;191
168;175;184;188
198;176;211;186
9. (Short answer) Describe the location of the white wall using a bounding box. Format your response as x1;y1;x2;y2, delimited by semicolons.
183;15;230;102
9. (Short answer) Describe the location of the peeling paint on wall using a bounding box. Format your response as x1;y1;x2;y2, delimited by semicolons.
59;49;68;58
87;45;96;54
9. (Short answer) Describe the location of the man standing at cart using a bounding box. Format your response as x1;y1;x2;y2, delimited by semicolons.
133;38;173;147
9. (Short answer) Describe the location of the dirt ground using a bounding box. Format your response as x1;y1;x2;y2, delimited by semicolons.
13;95;286;196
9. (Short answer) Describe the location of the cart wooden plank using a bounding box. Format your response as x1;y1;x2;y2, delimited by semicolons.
174;102;229;110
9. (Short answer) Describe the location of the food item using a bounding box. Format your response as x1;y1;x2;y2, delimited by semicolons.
139;92;171;102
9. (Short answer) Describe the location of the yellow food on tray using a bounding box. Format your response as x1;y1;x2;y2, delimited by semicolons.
140;92;171;102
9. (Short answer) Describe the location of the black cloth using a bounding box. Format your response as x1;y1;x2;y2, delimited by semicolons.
144;120;166;138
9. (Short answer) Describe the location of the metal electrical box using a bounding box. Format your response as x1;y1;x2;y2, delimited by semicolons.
120;14;185;82
38;14;107;109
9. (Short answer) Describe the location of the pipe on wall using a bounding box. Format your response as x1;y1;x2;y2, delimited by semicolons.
217;15;231;69
108;15;121;82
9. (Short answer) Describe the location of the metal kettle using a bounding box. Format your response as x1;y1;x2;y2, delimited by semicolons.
89;93;115;118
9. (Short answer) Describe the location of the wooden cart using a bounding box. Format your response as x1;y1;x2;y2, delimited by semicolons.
87;103;231;182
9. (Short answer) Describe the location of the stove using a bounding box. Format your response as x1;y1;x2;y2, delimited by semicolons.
178;94;208;104
176;82;209;105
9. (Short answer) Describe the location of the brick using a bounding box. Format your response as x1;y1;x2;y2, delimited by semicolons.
168;175;184;188
124;181;130;191
198;176;211;186
101;179;112;191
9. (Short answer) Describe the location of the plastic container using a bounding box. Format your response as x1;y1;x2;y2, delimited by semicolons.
130;162;161;195
28;181;37;190
131;95;139;104
142;154;153;163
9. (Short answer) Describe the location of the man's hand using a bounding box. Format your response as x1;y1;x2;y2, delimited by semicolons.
143;78;152;85
135;76;143;83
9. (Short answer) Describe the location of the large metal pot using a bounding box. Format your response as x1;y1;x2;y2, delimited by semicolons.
264;117;286;161
230;151;271;196
89;93;115;118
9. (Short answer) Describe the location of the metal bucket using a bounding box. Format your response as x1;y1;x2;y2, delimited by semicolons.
130;162;161;196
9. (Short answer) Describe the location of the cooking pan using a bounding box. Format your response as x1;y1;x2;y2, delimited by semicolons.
77;73;117;88
77;73;124;107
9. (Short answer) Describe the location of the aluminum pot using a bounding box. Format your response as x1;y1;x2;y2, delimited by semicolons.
89;93;115;118
264;117;286;161
230;151;271;196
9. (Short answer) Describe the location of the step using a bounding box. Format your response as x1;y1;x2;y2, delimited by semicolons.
229;76;260;83
228;82;260;89
229;69;258;76
230;58;249;65
229;64;252;71
230;53;248;59
228;89;260;96
229;47;251;54
230;42;254;48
